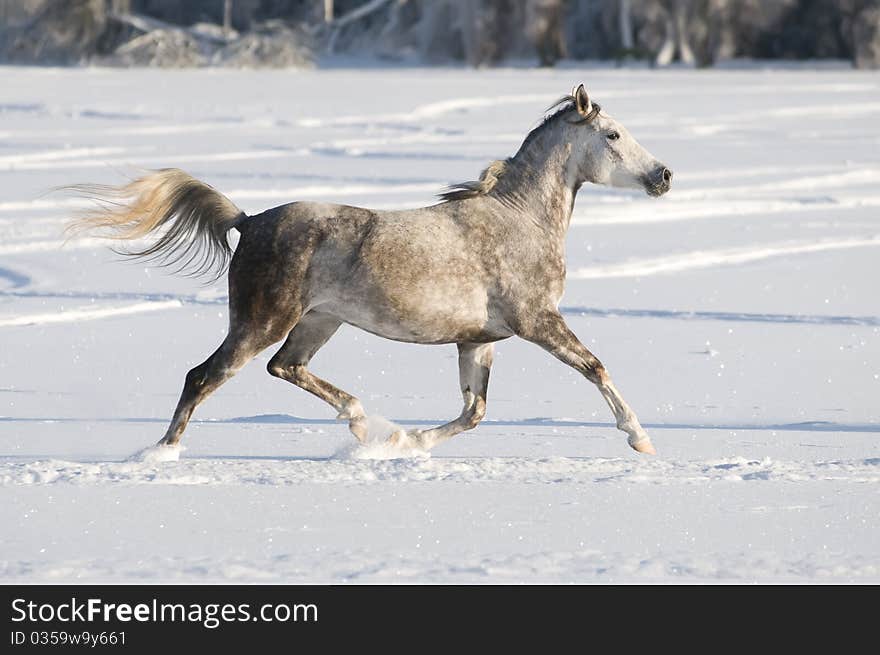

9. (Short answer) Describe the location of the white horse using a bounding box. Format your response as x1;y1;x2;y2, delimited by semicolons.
69;84;672;455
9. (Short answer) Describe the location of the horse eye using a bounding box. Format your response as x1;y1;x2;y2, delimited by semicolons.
607;131;620;141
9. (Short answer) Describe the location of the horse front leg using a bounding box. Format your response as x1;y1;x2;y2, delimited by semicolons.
517;311;656;454
267;311;370;443
389;342;493;450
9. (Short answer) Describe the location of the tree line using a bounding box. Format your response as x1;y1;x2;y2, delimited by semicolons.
1;0;878;68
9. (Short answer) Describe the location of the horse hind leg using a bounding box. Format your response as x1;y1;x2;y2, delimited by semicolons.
159;319;296;447
391;342;494;450
160;336;265;446
266;311;369;443
157;228;313;449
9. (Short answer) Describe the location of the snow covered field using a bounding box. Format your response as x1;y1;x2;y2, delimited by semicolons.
1;65;877;583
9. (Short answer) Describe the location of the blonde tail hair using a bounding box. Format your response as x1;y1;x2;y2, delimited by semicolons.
64;168;245;278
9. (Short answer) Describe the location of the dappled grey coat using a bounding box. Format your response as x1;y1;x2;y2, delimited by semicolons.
68;84;672;455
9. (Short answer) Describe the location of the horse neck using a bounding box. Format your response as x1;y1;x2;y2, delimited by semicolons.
496;136;578;239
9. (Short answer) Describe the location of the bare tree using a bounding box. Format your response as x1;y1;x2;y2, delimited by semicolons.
655;0;695;65
527;0;567;66
110;0;130;14
619;0;633;50
223;0;232;35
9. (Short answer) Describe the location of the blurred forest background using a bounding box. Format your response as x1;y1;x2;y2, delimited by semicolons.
1;0;879;68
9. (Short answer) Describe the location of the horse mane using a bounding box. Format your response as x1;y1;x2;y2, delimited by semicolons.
438;159;510;202
438;95;601;203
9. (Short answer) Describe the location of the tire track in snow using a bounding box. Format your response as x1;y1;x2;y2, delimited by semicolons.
0;180;445;215
572;195;880;226
0;198;84;213
0;149;299;172
0;300;183;328
672;167;880;200
0;237;108;255
3;415;877;434
294;93;551;128
0;147;127;169
1;93;551;140
560;305;880;327
0;266;31;289
569;236;880;279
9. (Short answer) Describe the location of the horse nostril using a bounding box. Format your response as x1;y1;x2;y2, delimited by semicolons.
662;168;672;183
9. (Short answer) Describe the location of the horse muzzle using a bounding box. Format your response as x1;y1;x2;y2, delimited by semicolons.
644;165;672;197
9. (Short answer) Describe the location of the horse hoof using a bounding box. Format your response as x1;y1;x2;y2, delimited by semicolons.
347;416;370;443
387;429;405;446
629;438;656;455
386;429;422;450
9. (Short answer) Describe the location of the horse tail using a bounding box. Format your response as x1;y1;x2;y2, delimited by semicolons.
64;168;245;279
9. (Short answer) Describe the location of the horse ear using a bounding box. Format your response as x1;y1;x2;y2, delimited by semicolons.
572;84;592;117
